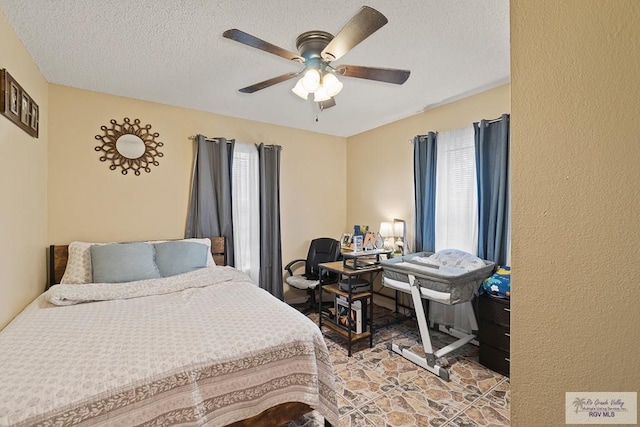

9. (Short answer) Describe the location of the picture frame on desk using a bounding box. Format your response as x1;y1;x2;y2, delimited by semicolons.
352;235;363;252
340;233;352;248
363;232;377;250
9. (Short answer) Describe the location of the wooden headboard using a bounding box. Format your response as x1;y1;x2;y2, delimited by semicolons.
48;237;226;287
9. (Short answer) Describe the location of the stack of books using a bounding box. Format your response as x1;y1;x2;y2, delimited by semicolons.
335;296;366;334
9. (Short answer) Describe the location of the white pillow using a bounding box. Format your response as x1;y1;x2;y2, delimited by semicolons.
60;238;216;285
60;241;110;284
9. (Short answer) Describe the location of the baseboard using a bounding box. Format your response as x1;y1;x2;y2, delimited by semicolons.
372;293;395;311
372;293;413;316
286;295;308;305
285;290;334;305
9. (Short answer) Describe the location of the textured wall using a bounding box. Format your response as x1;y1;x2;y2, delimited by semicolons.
0;11;49;329
511;1;640;425
47;85;346;301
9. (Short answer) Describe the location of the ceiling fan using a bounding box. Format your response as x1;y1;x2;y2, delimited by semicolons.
223;6;410;110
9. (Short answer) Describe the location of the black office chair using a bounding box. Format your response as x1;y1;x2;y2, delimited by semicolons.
284;237;341;314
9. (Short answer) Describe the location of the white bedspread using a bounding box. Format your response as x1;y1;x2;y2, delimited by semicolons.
0;267;338;426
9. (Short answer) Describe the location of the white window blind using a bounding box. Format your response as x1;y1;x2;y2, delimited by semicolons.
232;142;260;285
432;125;478;332
434;126;478;253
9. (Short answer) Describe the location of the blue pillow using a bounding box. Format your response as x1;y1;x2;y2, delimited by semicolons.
90;243;161;283
153;241;209;277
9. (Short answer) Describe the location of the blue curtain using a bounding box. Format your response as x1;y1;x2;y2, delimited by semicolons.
414;132;438;252
474;114;510;265
258;143;283;300
185;135;236;266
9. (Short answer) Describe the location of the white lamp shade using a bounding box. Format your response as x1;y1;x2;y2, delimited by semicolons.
379;222;393;238
313;86;331;102
301;68;320;92
291;79;309;99
322;73;343;97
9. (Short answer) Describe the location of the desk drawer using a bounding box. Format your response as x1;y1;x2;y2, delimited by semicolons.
478;294;510;327
479;344;510;377
479;320;510;352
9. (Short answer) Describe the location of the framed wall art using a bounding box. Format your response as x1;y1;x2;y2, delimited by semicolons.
9;82;19;115
94;118;164;175
30;104;38;130
20;93;29;125
0;69;39;138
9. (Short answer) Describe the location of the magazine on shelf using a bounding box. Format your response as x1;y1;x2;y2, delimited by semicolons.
335;296;364;334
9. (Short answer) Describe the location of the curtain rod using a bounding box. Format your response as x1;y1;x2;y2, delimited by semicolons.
480;114;509;124
188;135;230;141
409;131;437;144
409;114;509;142
188;135;283;150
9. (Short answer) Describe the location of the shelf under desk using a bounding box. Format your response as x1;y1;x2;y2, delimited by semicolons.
318;261;381;356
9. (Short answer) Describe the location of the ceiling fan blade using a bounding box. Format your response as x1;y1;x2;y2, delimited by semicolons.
239;72;300;94
318;98;336;110
223;29;303;62
321;6;388;62
337;65;410;85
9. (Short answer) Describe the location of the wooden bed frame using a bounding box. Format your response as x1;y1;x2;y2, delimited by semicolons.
46;236;329;427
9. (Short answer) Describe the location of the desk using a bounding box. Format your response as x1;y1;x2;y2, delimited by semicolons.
318;261;383;356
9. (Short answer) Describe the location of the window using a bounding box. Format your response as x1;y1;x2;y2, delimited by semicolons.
232;143;260;284
434;126;478;253
431;126;478;332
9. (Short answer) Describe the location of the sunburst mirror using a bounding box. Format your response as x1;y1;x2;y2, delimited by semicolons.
94;118;163;175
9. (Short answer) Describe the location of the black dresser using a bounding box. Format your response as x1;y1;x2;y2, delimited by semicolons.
478;293;510;376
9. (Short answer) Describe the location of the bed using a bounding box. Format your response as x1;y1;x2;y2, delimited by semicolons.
0;237;338;427
381;249;495;381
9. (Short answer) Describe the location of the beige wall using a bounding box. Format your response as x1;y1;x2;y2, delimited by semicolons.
346;84;510;250
48;85;346;301
511;1;640;425
0;10;49;329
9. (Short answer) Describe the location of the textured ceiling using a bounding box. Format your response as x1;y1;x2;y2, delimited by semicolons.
0;0;510;137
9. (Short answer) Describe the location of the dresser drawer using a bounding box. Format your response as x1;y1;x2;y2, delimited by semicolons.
478;294;510;327
479;319;510;352
479;344;510;377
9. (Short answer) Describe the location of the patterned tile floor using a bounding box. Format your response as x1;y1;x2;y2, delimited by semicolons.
290;304;510;427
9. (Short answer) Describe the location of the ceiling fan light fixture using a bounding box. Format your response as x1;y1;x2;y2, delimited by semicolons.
313;86;331;102
322;73;343;97
225;6;410;112
292;79;309;99
301;68;321;92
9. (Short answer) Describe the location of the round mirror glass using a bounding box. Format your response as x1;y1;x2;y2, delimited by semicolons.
116;134;145;159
